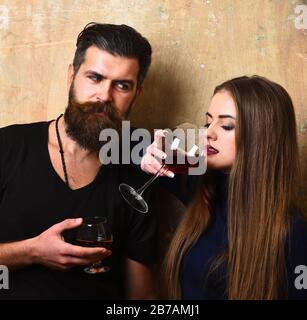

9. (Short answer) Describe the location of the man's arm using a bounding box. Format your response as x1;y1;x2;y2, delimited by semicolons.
0;239;36;269
125;258;157;299
0;218;111;271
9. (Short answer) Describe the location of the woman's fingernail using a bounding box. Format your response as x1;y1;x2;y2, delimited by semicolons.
167;171;175;178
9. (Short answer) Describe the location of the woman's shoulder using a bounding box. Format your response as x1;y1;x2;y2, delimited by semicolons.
290;208;307;239
287;208;307;299
288;208;307;264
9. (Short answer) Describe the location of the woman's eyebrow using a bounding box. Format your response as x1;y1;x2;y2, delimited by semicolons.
206;112;236;120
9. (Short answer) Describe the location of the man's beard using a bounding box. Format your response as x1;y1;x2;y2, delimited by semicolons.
64;88;123;153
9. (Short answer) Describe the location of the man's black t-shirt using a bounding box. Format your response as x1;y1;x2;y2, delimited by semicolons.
0;121;157;299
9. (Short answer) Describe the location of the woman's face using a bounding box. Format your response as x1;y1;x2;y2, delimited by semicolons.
205;90;237;171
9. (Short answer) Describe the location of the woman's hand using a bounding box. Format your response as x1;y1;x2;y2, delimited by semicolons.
140;130;175;178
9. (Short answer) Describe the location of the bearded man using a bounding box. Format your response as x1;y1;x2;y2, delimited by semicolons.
0;23;157;300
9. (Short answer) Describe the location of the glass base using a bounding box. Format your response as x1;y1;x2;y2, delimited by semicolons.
119;183;148;213
84;264;110;274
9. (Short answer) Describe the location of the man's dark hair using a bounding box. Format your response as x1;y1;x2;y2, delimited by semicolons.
73;22;152;85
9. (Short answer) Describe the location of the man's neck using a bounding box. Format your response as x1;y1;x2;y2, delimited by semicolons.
57;116;97;161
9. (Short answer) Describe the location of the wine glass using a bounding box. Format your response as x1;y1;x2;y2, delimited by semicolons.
119;123;206;213
75;216;113;274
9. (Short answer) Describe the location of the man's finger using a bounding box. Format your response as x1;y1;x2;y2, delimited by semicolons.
52;218;83;234
64;242;111;258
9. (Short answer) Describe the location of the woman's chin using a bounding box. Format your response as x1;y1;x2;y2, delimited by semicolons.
207;161;232;172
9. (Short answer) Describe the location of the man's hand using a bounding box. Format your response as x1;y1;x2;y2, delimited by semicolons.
31;218;111;271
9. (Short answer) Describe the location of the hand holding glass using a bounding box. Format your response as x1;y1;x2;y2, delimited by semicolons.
119;123;206;213
76;216;113;274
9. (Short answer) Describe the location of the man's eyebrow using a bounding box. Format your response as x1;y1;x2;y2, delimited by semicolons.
84;70;135;84
113;79;135;84
206;112;236;120
84;70;103;78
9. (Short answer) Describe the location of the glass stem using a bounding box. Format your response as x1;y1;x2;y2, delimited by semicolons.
137;164;166;196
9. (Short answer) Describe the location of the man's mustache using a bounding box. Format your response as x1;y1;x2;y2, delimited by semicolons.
71;100;119;117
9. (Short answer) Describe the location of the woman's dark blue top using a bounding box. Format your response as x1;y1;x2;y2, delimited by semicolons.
181;172;228;299
161;172;307;300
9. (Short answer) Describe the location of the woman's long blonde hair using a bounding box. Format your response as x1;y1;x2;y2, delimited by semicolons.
163;76;300;299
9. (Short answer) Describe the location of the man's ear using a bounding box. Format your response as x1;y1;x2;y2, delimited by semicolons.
67;64;75;92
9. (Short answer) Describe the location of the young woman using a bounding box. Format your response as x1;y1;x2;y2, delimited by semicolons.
141;75;307;300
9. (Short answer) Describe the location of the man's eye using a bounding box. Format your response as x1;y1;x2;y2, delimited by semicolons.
204;123;211;128
88;75;100;82
115;82;131;91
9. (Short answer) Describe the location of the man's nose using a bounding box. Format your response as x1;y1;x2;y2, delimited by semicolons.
96;81;113;102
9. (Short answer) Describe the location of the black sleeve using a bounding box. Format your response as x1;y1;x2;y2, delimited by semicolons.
119;165;158;264
125;198;158;264
158;174;203;206
123;173;203;263
0;125;21;201
287;212;307;300
0;129;3;191
0;128;6;199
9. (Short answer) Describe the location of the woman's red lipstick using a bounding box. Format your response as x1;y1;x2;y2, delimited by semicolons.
207;145;219;155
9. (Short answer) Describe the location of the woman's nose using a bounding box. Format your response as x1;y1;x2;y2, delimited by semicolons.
206;124;217;141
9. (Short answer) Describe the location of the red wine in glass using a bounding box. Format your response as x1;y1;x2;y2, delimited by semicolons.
76;216;113;274
76;239;113;250
162;153;204;174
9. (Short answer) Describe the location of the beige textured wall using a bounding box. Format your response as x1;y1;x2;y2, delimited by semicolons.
0;0;307;210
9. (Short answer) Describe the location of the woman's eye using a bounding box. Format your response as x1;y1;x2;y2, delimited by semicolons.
204;123;211;128
222;125;235;131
